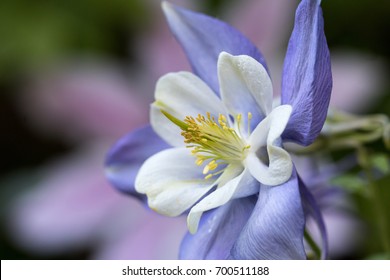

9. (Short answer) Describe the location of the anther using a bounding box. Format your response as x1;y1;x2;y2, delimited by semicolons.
170;111;252;179
247;112;253;134
243;144;251;151
208;161;218;171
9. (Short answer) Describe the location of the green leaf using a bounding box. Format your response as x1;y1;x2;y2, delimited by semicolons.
331;174;367;194
366;252;390;260
370;153;390;174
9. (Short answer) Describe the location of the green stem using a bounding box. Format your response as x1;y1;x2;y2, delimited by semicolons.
304;229;321;260
357;147;390;254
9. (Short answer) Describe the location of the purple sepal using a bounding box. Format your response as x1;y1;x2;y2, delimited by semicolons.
162;1;267;95
230;168;306;259
299;176;329;259
105;125;169;200
281;0;332;146
179;196;257;259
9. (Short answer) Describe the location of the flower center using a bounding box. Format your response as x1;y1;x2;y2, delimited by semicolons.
162;110;251;179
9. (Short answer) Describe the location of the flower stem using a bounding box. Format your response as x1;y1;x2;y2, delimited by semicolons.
357;146;390;255
304;229;321;259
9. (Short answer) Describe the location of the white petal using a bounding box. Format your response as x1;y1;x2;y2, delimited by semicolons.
135;147;215;216
218;52;273;134
246;105;293;186
187;166;259;234
151;72;227;147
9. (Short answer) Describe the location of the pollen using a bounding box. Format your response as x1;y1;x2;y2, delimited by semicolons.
179;112;251;179
161;110;253;179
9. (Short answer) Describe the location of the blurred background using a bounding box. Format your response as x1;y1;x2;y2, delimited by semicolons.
0;0;389;260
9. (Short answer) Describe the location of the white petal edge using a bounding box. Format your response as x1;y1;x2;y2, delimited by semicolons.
245;105;293;186
187;167;259;234
218;52;273;126
135;147;215;216
151;72;228;147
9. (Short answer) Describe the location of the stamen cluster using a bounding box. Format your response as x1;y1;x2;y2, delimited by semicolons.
181;112;251;179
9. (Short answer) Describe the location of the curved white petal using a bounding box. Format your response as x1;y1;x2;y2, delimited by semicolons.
151;72;227;147
135;147;215;216
187;167;259;234
246;105;293;186
218;52;273;135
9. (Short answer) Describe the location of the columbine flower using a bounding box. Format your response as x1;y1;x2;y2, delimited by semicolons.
106;0;332;259
138;52;294;235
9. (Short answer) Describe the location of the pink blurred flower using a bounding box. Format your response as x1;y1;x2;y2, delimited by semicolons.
9;143;186;259
8;61;187;259
330;51;385;113
8;1;199;259
18;61;148;142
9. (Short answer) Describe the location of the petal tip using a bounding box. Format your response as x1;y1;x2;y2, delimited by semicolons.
162;1;181;21
187;211;201;234
218;51;230;59
161;1;172;12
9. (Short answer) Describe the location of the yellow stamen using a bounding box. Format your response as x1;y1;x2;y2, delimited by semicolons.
208;160;218;171
203;165;210;174
163;110;252;179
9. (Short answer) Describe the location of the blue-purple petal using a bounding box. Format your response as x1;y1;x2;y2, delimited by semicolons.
179;196;257;259
299;176;329;259
162;1;267;95
105;125;169;199
230;169;306;259
281;0;332;146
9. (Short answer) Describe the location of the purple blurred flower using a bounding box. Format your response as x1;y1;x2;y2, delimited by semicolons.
106;0;332;259
294;155;366;258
